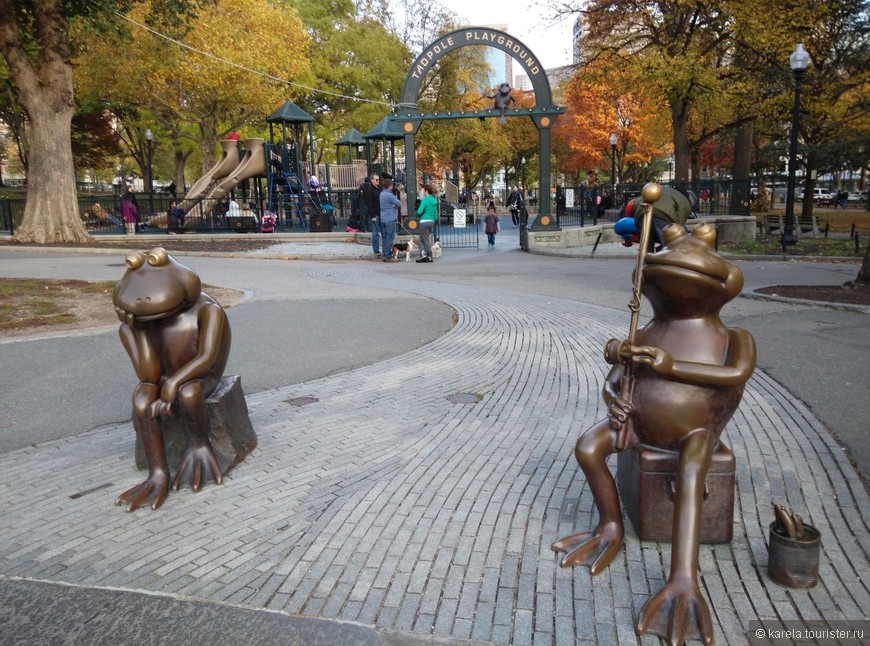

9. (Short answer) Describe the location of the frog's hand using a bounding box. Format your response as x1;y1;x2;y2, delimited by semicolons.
146;399;174;420
608;395;636;451
631;328;756;387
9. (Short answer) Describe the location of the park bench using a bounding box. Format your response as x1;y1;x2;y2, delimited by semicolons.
763;213;783;235
762;213;822;238
797;215;821;238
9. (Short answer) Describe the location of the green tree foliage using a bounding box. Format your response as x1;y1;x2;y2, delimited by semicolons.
0;0;112;241
288;0;410;163
75;0;310;182
769;1;868;215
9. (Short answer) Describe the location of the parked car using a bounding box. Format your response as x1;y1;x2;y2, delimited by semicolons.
799;188;834;204
819;192;838;207
848;191;868;203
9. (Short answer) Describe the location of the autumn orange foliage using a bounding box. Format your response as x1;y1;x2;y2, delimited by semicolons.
553;60;670;180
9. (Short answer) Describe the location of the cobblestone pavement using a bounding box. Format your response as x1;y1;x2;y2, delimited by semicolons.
1;259;868;645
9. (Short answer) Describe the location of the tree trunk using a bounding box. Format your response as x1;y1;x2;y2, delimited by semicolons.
199;111;219;174
0;0;89;244
800;173;817;219
174;149;190;197
855;245;870;286
730;121;753;214
13;103;88;244
690;146;700;184
671;100;691;181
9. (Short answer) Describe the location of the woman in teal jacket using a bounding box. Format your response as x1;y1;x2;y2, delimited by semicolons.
416;184;438;263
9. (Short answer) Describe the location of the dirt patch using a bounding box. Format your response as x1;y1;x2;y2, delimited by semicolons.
755;283;870;305
1;237;279;254
0;278;244;339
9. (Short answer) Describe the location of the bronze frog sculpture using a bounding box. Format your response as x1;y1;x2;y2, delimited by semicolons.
113;247;231;511
553;191;756;645
482;82;517;124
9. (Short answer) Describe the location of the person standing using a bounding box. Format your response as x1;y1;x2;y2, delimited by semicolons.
416;183;438;263
584;170;598;220
379;178;402;262
166;200;185;233
507;185;523;227
123;185;139;209
484;204;500;247
361;173;382;256
396;182;408;229
120;192;138;235
308;172;323;203
838;189;848;209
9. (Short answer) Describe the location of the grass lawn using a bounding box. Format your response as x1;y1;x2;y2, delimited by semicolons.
719;207;870;257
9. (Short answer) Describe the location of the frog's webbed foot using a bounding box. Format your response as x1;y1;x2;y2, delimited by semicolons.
115;471;170;512
636;578;714;646
551;521;623;575
172;444;223;493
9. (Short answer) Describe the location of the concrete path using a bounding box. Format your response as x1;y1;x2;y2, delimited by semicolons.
0;236;868;645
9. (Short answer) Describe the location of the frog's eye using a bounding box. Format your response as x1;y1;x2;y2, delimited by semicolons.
147;247;170;266
125;251;146;270
692;222;717;247
661;224;686;246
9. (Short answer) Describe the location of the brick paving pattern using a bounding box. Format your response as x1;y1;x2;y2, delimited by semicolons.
0;265;868;645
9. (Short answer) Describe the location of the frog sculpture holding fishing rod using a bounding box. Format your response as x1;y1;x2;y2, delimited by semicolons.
552;183;757;645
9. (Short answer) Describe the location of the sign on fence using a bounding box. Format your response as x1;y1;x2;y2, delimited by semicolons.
565;189;575;208
453;209;467;228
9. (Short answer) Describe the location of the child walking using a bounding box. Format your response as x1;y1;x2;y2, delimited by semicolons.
484;205;500;247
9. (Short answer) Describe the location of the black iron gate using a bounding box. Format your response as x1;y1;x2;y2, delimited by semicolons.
423;201;479;249
519;207;529;251
400;200;483;249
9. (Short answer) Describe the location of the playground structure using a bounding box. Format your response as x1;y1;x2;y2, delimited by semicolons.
180;101;342;233
181;138;266;231
175;27;564;239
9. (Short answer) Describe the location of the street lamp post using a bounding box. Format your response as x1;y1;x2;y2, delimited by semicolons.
609;133;618;208
521;156;526;197
783;43;810;251
145;128;154;217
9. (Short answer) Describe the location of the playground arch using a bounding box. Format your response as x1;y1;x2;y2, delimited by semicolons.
392;27;565;224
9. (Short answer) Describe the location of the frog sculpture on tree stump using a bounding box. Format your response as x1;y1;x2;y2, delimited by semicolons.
552;184;757;645
112;247;254;512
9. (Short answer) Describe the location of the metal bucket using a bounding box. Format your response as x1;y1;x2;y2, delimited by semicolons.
768;522;821;588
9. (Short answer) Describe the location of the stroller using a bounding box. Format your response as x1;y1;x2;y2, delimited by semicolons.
260;211;277;233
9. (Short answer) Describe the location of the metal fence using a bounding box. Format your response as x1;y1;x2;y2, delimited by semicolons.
0;190;365;236
433;201;479;249
555;179;751;227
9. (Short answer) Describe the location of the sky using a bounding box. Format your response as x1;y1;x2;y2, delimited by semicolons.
438;0;577;70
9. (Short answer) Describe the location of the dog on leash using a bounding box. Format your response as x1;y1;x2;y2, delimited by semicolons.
431;241;442;259
391;238;418;261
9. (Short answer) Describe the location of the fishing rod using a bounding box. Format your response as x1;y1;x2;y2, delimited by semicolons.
605;182;662;450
